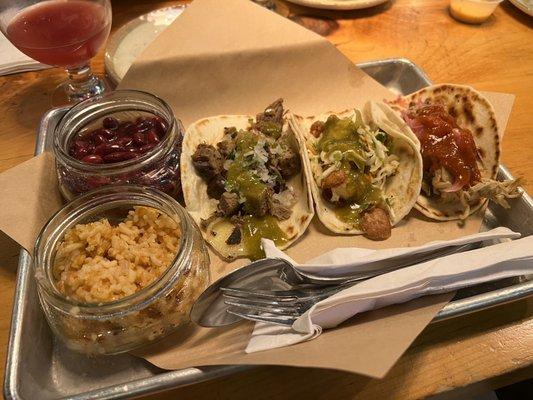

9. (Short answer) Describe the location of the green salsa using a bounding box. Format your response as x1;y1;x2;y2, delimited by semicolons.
317;115;384;225
332;166;382;225
317;115;366;171
337;166;381;203
226;130;268;214
234;130;258;152
335;204;365;226
257;121;282;139
222;130;289;259
241;215;288;260
226;163;268;214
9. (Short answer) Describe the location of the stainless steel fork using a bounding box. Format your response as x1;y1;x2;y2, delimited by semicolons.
222;284;346;326
221;242;481;325
193;242;481;327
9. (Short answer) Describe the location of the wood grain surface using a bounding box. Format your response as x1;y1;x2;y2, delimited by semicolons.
0;0;532;399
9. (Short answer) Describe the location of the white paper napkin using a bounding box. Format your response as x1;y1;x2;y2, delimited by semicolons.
0;33;50;76
279;227;520;277
246;230;532;353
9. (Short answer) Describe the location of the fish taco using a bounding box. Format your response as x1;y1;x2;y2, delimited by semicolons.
291;101;423;240
181;99;314;261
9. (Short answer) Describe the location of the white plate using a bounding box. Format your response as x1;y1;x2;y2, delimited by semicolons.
105;5;187;85
508;0;533;16
285;0;389;10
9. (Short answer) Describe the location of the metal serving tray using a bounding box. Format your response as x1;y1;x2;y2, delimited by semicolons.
5;58;533;400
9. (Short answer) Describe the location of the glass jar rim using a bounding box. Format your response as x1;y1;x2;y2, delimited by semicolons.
34;185;193;318
53;89;180;175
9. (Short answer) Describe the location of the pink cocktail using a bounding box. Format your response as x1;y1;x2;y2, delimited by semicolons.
1;0;112;104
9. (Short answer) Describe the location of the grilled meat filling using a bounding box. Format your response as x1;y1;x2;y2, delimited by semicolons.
192;99;300;246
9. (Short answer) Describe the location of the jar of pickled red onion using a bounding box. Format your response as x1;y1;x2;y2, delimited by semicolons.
53;90;184;200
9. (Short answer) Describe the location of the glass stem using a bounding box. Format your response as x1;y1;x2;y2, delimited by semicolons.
65;64;106;102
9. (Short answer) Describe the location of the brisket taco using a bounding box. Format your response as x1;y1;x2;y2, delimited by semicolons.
181;99;314;261
389;84;521;220
290;101;423;240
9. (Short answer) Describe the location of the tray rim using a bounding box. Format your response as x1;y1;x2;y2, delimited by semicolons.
5;57;533;400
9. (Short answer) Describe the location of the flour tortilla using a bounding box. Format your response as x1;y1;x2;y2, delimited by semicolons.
290;101;423;234
181;115;314;260
390;84;500;220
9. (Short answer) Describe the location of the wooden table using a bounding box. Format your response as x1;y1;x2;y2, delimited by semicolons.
0;0;532;399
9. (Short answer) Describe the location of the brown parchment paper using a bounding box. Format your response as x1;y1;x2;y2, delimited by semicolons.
0;0;516;380
116;0;515;378
0;152;61;252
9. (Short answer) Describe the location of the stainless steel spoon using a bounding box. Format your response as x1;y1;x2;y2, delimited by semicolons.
191;258;302;328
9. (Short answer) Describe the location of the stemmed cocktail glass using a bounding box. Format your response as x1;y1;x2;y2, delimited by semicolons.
0;0;112;105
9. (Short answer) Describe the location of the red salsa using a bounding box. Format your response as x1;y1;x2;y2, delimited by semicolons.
404;105;480;192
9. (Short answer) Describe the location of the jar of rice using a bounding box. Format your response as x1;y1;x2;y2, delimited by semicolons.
34;185;210;355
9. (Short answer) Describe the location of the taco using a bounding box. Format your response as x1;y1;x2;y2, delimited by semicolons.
389;84;521;220
290;101;423;240
181;99;314;261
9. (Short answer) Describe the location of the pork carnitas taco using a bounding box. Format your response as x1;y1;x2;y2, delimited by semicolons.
389;84;521;220
181;99;314;261
290;101;423;240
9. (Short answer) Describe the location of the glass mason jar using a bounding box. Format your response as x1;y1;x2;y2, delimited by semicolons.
53;90;184;201
34;185;210;355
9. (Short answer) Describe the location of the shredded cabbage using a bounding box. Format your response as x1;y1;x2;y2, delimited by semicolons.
430;167;522;219
309;114;400;211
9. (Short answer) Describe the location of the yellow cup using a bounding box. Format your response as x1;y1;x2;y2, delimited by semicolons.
450;0;503;24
